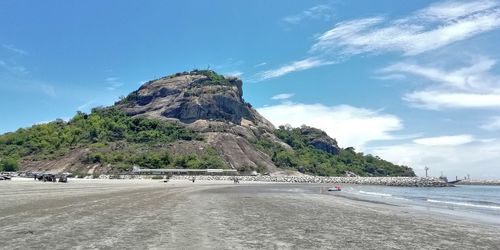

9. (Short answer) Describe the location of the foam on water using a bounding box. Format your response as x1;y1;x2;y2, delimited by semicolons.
339;184;500;224
358;190;392;197
426;199;500;210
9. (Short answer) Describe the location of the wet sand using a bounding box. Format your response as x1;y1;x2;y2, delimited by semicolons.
1;179;499;249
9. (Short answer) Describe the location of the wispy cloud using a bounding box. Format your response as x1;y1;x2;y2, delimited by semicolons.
105;77;123;91
0;74;56;98
381;57;498;91
258;102;402;149
258;0;500;81
254;62;267;68
481;116;500;130
0;60;29;75
271;93;295;100
380;56;500;109
258;57;334;80
283;4;334;25
2;44;28;55
311;0;500;56
404;92;500;109
373;73;407;81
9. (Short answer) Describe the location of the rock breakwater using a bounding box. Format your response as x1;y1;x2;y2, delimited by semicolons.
459;179;500;185
170;175;448;187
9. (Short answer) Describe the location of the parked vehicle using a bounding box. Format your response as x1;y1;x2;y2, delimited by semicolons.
0;175;12;181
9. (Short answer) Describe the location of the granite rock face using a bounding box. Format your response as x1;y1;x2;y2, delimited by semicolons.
116;73;274;130
114;71;278;172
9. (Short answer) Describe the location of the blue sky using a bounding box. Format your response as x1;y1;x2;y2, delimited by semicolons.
1;0;500;178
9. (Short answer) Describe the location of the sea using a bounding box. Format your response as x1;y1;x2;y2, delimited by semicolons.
336;184;500;225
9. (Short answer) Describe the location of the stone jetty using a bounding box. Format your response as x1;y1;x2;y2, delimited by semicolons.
170;175;448;187
458;179;500;185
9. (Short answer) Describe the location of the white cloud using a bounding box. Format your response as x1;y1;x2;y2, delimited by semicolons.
258;57;334;80
2;44;28;55
481;116;500;130
283;4;334;25
380;56;500;109
370;138;500;178
271;93;295;100
257;102;402;149
311;0;500;56
413;134;474;146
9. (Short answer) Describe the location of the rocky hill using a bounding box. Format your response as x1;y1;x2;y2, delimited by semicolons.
0;70;415;177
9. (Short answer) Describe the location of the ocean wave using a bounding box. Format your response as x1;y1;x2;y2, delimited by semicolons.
427;199;500;210
358;191;392;197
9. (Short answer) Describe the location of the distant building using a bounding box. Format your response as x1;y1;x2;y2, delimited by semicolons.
132;166;237;176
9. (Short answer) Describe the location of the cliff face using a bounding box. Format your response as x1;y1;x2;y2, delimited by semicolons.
116;71;274;130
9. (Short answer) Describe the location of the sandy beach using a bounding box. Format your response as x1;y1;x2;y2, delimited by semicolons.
1;178;499;249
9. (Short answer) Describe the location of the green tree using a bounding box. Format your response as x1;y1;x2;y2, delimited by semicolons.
0;157;18;171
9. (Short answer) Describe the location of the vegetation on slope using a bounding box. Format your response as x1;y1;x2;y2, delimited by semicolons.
253;125;415;177
0;107;226;171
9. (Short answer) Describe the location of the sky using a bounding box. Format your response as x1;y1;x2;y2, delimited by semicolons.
1;0;500;178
